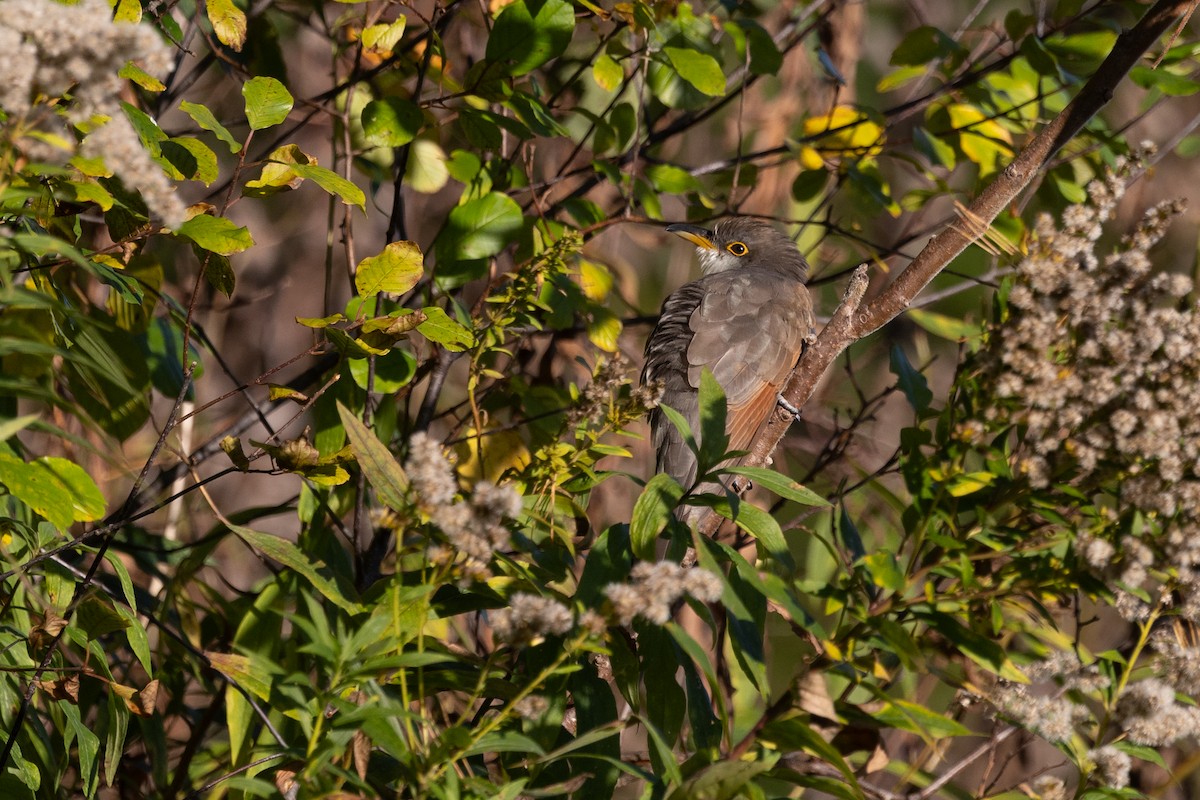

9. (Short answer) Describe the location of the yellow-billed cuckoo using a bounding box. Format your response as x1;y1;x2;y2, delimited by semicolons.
642;218;815;495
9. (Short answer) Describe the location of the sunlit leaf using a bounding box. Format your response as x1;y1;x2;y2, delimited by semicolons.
593;53;623;91
441;191;524;261
242;76;293;130
180;100;242;153
417;306;475;351
663;47;726;97
405;137;449;193
176;214;254;255
207;0;247;51
356;241;424;297
630;473;684;559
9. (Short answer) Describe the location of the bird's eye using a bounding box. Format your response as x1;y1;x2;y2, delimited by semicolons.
727;241;748;256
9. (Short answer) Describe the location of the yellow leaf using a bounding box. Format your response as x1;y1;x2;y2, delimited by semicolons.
802;105;883;162
578;259;612;301
113;0;141;22
798;146;824;171
946;471;995;497
361;17;406;54
243;144;316;196
587;310;622;352
207;0;247;52
948;103;1013;175
454;428;530;483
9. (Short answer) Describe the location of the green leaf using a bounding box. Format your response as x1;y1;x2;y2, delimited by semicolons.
69;180;114;211
741;21;782;76
889;344;932;413
0;453;105;531
288;162;365;208
40;457;106;522
417;306;475;351
721;466;829;507
1046;29;1117;61
207;0;247;51
113;0;140;22
64;706;100;798
666;759;771;800
442;191;524;261
0;414;40;443
1111;740;1169;770
890;25;960;66
337;402;409;512
913;126;956;169
918;611;1027;682
120;102;167;150
943;470;995;497
646;163;698;194
227;580;282;762
838;506;865;562
876;64;925;93
485;0;575;77
75;596;131;640
115;605;153;676
89;257;143;303
907;308;980;341
593;53;623;91
708;497;791;566
296;313;344;328
103;692;130;787
159;137;219;185
205;650;275;701
663;47;726;97
202;252;235;296
862;550;905;592
1052;172;1087;204
873;698;973;740
325;327;386;358
761;718;864;797
696;368;729;471
242;76;293;130
464;732;547;758
180;100;242;153
349;347;416;392
176;214;254;255
362;98;424;147
630;473;684;560
230;524;363;614
119;61;164;92
355;241;423;297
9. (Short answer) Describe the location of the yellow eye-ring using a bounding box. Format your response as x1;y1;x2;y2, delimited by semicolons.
727;241;748;256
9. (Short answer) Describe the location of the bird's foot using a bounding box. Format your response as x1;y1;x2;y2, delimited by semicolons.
777;394;801;419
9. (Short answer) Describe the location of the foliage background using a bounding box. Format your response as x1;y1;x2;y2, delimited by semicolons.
4;0;1200;798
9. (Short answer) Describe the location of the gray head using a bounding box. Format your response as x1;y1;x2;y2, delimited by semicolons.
666;218;809;279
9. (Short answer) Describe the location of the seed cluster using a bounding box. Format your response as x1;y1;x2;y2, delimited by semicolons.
0;0;185;227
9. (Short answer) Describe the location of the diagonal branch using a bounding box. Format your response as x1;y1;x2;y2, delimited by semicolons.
699;0;1195;536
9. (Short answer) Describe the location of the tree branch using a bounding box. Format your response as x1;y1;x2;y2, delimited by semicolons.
700;0;1193;535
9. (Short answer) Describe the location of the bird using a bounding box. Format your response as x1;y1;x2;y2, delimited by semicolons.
641;218;816;500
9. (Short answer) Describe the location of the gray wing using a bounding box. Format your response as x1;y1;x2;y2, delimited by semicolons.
686;270;813;453
642;282;707;488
